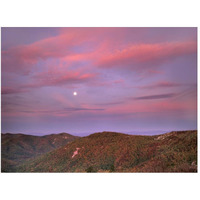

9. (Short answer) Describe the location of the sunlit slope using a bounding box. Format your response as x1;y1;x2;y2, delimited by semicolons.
17;130;197;172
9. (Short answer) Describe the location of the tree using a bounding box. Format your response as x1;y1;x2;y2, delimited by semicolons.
109;164;115;172
86;166;96;172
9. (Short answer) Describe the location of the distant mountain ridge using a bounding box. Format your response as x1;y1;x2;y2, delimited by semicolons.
3;130;196;173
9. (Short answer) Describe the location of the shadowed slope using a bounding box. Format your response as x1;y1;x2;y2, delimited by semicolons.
1;132;79;172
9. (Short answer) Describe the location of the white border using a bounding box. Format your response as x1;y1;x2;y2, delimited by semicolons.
0;1;199;200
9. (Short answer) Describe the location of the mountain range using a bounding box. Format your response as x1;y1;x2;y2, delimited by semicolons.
1;130;197;172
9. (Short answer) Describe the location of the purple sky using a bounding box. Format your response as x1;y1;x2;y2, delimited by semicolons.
1;27;197;135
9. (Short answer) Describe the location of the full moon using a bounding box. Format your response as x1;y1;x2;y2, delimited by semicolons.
73;91;77;96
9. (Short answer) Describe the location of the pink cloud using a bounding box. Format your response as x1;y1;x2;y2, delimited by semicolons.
2;28;143;75
97;41;196;71
2;27;197;98
60;40;197;78
34;68;96;86
2;28;100;74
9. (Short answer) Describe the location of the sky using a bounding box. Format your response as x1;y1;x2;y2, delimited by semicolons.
1;27;197;136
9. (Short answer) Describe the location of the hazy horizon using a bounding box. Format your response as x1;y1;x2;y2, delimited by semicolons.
1;27;197;136
1;128;197;137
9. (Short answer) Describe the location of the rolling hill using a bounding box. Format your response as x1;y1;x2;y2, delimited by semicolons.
15;130;197;173
1;132;79;172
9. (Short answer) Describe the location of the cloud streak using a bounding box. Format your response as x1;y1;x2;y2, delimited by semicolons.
1;70;97;95
1;87;28;95
137;81;181;90
134;93;176;100
95;101;124;106
20;107;105;113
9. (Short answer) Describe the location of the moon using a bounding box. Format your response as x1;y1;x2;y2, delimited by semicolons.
73;91;77;96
